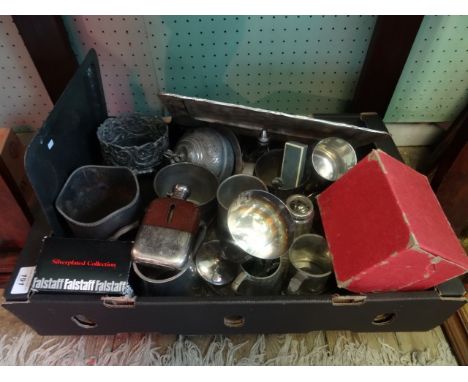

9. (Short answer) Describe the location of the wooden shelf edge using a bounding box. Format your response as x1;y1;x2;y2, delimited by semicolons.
442;305;468;366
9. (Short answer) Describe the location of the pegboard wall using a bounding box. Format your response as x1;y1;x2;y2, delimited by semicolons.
385;16;468;123
62;15;468;122
63;15;376;116
0;16;53;131
145;16;376;115
62;16;163;116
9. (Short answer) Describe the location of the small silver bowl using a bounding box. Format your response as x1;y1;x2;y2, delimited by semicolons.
227;190;295;260
97;114;169;174
153;163;218;223
195;240;238;286
311;137;357;181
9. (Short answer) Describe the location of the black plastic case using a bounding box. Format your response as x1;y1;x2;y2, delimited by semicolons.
2;49;466;335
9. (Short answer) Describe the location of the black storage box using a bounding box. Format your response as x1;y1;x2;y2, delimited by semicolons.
2;50;466;335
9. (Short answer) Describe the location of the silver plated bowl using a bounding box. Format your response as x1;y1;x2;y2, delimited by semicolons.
227;190;295;260
97;114;169;174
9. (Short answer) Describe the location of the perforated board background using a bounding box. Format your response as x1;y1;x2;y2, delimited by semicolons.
385;15;468;123
0;16;53;130
63;15;376;116
146;16;376;115
63;15;468;122
62;16;163;116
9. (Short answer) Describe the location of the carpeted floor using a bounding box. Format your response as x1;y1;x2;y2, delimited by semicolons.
0;314;458;366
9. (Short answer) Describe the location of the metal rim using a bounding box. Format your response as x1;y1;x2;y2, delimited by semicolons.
311;137;357;181
97;114;168;150
132;261;192;285
216;174;267;211
289;233;332;278
286;194;314;220
55;165;140;228
227;189;294;260
153;162;218;207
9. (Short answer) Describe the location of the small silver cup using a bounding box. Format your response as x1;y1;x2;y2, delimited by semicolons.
231;256;288;296
311;137;357;182
286;194;314;239
287;234;332;295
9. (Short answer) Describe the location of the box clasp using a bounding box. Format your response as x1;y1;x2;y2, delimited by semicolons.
101;295;136;309
331;294;367;306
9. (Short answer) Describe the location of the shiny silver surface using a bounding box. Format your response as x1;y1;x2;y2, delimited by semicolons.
311;137;357;181
154;163;218;223
231;256;288;296
195;240;238;286
217;174;267;226
172;127;235;181
286;194;314;238
131;184;195;271
287;234;332;295
170;184;191;200
216;175;268;264
227;190;294;260
131;225;193;271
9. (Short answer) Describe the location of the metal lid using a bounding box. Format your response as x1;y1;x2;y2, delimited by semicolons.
171;184;191;200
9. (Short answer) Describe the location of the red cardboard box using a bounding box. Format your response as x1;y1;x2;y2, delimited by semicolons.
317;149;468;293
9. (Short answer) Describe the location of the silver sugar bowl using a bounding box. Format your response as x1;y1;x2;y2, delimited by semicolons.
168;127;235;182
